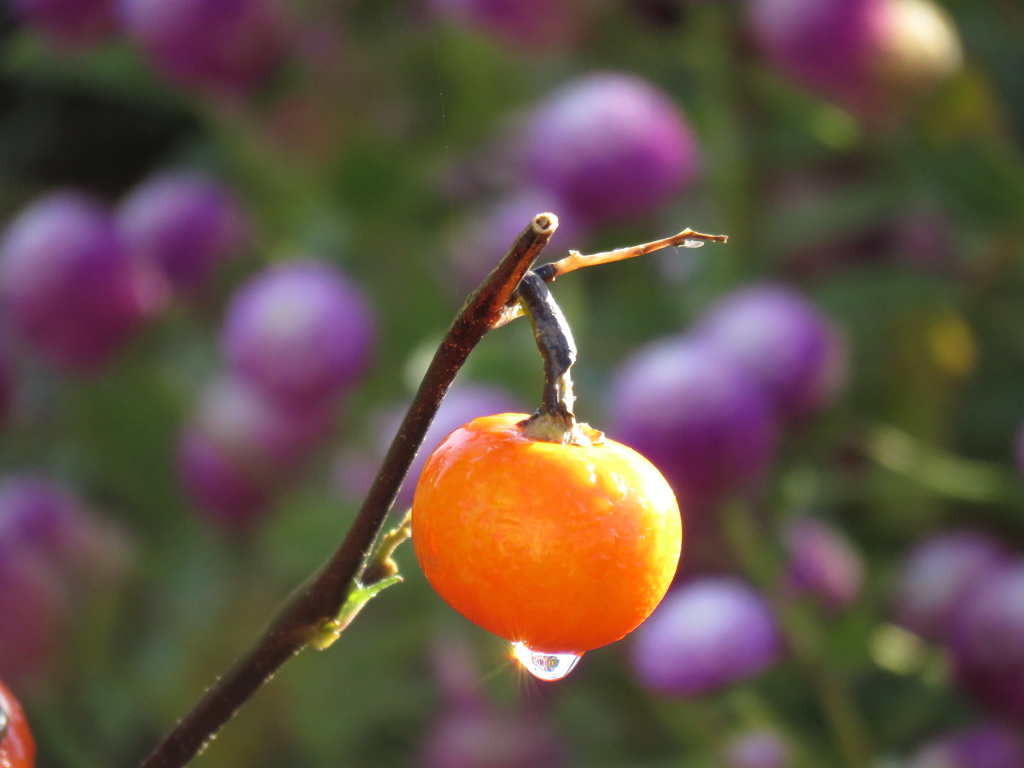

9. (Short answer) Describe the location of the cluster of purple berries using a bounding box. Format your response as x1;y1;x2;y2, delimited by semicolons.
610;282;847;513
0;172;248;375
181;259;375;532
746;0;963;124
11;0;290;96
0;173;243;376
0;474;128;691
448;72;702;287
893;528;1024;724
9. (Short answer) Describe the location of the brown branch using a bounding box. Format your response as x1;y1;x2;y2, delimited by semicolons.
137;213;558;768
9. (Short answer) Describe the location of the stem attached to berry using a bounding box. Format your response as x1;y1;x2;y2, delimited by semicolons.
136;214;556;768
137;214;726;768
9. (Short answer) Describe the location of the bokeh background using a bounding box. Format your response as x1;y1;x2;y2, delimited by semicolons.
1;0;1023;766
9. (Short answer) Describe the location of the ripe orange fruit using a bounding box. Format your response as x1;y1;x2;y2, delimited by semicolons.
411;413;683;655
0;678;35;768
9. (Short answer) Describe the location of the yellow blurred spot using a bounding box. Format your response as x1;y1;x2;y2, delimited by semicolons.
811;105;861;150
927;311;976;378
870;623;927;675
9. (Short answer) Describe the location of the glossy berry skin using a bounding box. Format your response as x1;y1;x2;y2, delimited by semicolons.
609;336;777;511
0;191;148;373
0;678;35;768
412;413;682;655
120;0;290;95
631;577;782;697
522;73;700;227
949;561;1024;720
784;516;864;612
908;723;1024;768
220;259;375;408
118;170;249;295
892;529;1010;643
696;284;847;424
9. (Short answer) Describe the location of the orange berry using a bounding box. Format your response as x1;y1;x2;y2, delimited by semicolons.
411;413;683;655
0;678;35;768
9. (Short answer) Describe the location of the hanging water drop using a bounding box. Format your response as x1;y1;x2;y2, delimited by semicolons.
681;238;705;249
511;642;582;681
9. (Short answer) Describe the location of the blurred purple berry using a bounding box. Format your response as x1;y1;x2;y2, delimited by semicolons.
724;729;791;768
522;72;700;227
177;427;276;532
0;190;150;373
118;170;249;295
747;0;962;122
0;550;63;691
949;561;1024;720
427;0;582;51
381;382;523;508
449;191;587;293
909;723;1024;768
221;259;375;408
0;344;13;430
419;702;564;768
192;376;335;480
631;577;783;697
784;516;864;612
696;283;847;424
12;0;118;48
892;529;1010;643
120;0;291;95
609;336;777;511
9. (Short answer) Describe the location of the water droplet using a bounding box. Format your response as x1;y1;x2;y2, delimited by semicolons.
511;642;582;681
681;238;705;249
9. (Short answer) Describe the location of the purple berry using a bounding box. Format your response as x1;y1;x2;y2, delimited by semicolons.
949;561;1024;720
892;529;1010;643
220;259;375;408
449;191;588;294
608;336;777;511
12;0;118;48
118;170;249;295
0;190;150;373
522;73;700;226
747;0;962;122
909;723;1024;768
784;516;864;612
426;0;582;51
696;283;847;424
120;0;290;95
176;427;276;532
192;376;335;479
631;577;783;697
724;729;791;768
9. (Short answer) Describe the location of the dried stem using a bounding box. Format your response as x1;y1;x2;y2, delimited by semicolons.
136;213;557;768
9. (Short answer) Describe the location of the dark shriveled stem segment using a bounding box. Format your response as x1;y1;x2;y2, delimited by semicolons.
137;214;557;768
